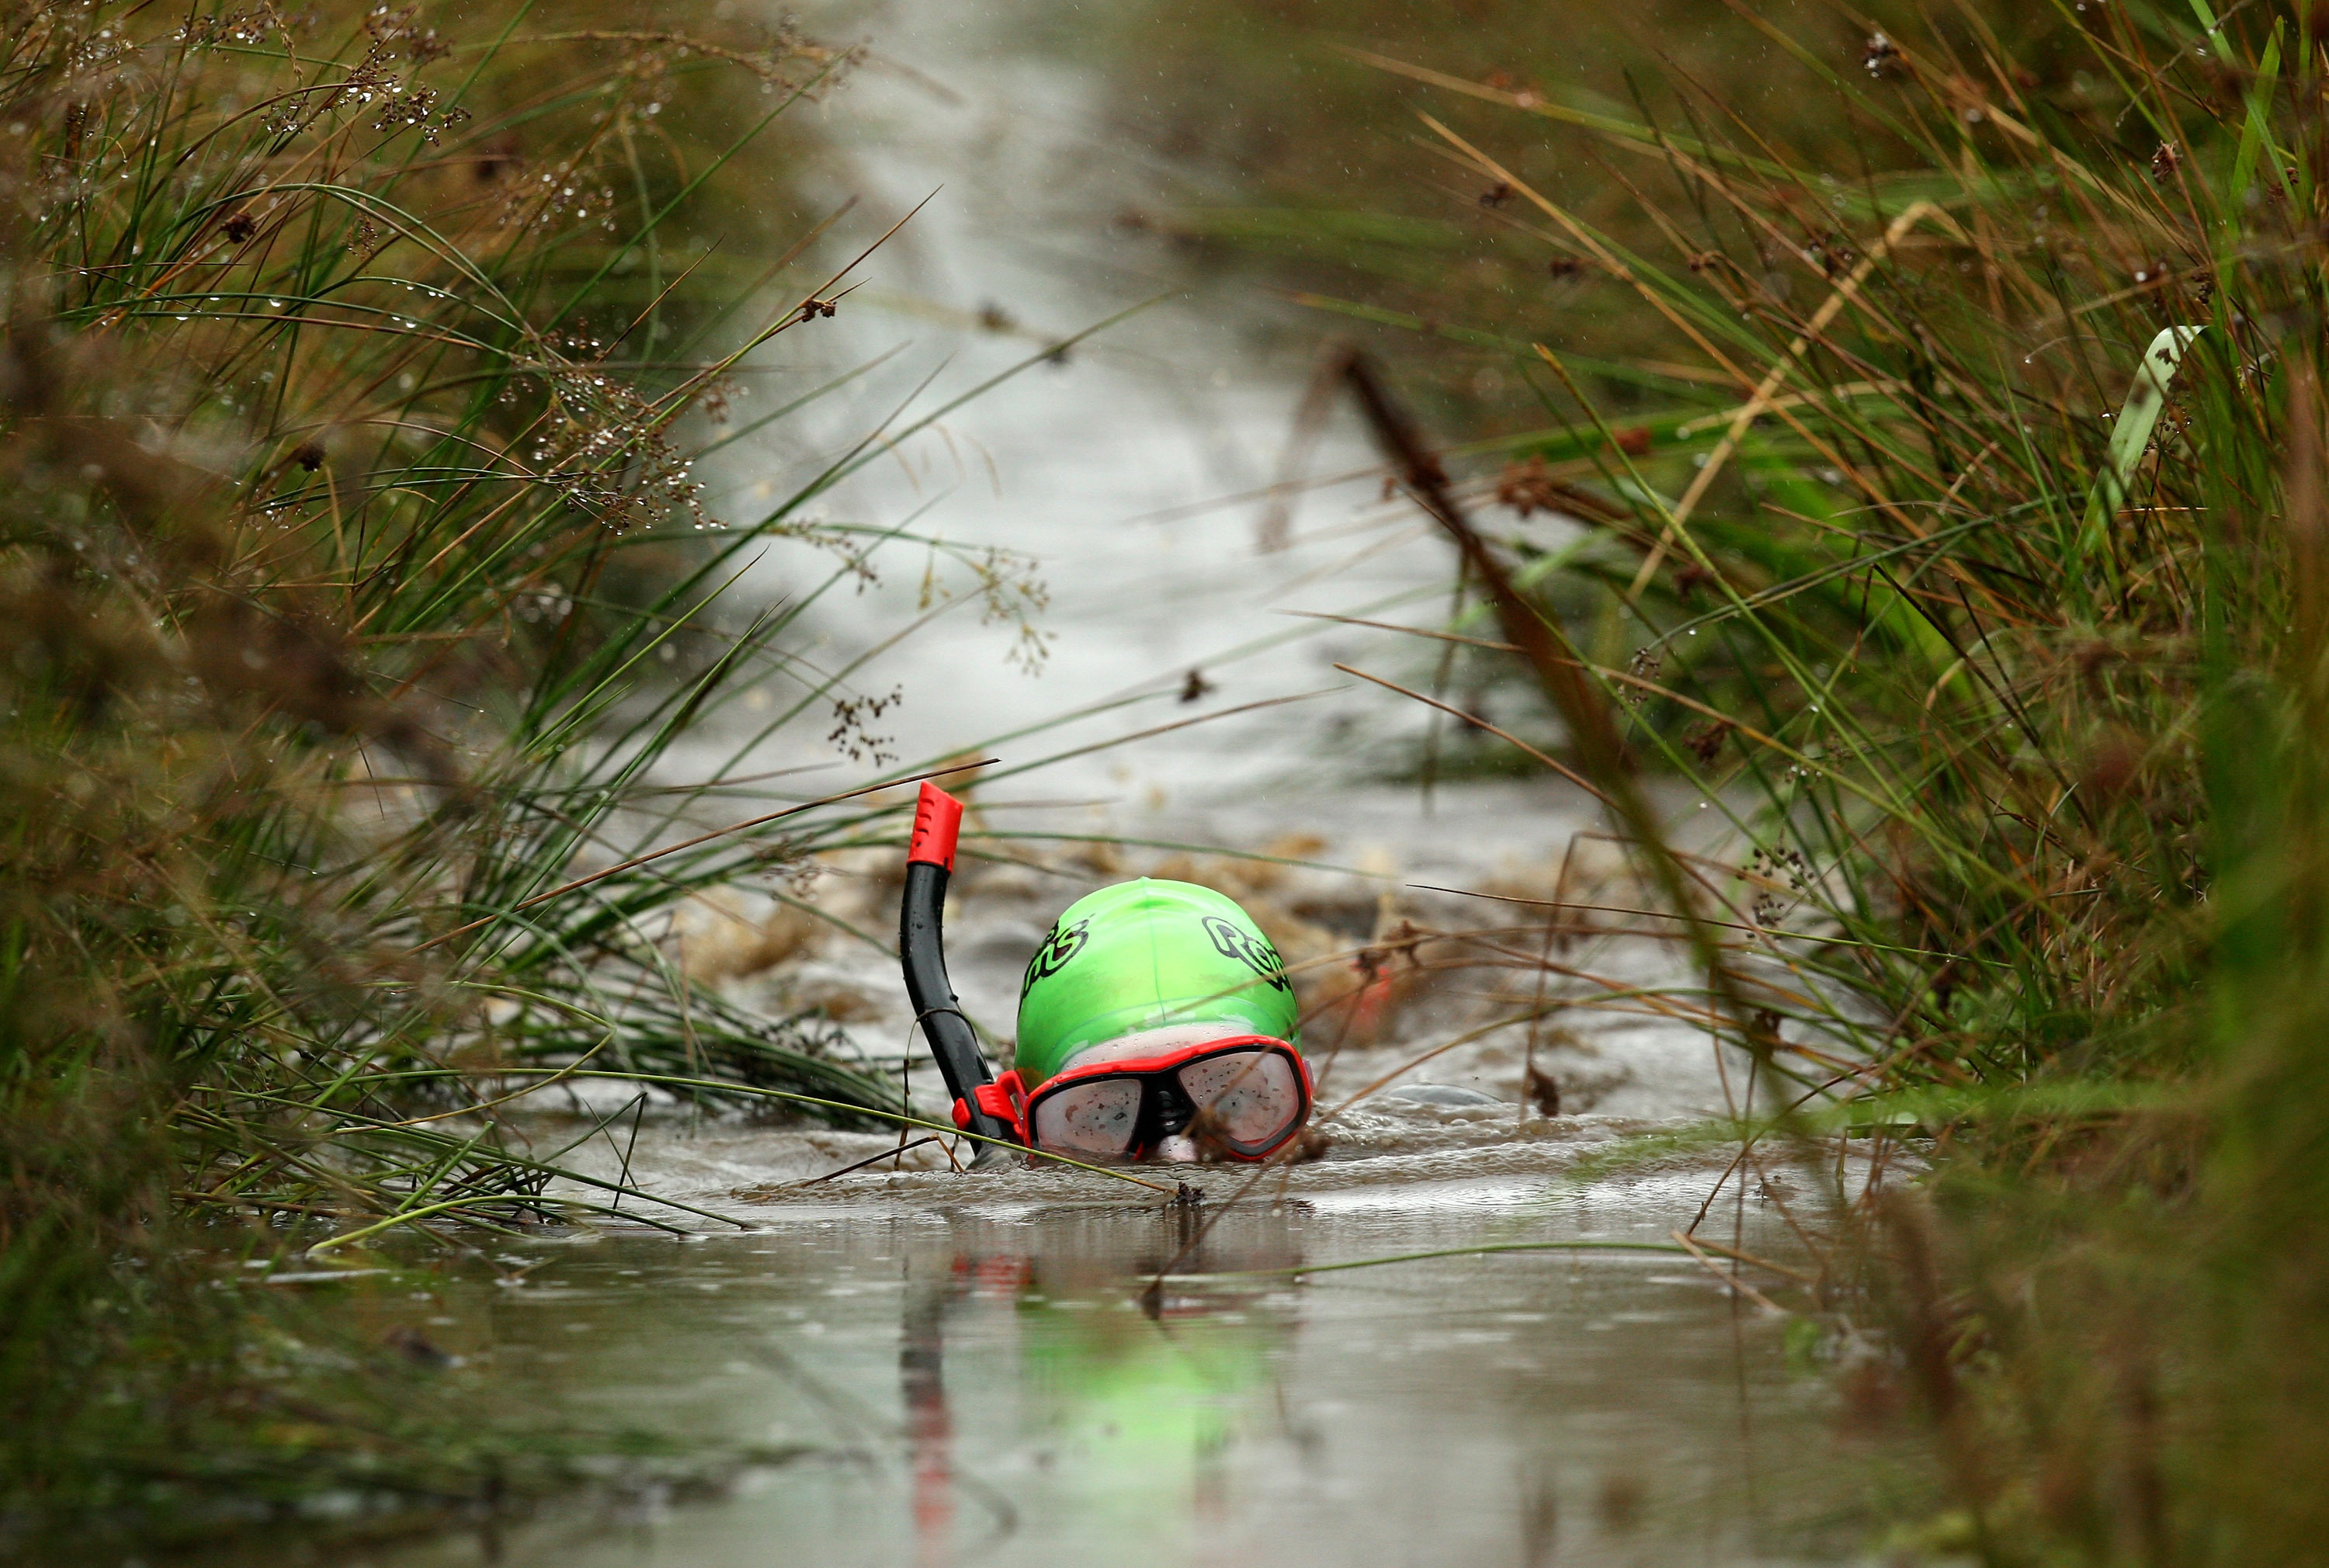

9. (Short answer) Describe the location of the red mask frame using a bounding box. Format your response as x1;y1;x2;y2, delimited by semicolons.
953;1035;1313;1164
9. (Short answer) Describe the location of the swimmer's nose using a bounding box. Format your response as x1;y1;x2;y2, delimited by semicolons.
1153;1082;1195;1137
1155;1134;1200;1163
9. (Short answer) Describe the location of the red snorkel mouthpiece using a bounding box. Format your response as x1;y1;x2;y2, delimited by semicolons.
950;1070;1028;1136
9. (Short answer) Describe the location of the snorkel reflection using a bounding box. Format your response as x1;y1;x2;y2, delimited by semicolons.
898;1205;1305;1563
901;1275;964;1568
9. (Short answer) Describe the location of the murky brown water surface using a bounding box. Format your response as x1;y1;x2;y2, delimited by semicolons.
360;1140;1907;1568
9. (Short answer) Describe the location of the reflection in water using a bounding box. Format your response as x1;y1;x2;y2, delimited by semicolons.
370;1173;1914;1568
901;1276;954;1567
901;1211;1303;1565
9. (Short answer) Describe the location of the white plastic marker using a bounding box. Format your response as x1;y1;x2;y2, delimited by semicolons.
2077;325;2206;577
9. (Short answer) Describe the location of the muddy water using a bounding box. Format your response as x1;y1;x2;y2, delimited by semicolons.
713;0;1466;800
360;5;1918;1563
370;1141;1902;1568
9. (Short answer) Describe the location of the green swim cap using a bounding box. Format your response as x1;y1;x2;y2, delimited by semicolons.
1015;879;1299;1087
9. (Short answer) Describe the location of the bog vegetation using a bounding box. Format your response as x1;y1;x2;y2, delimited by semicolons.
0;0;1057;1545
12;0;2329;1559
1115;0;2329;1559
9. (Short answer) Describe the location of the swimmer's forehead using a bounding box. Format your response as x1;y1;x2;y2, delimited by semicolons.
1060;1022;1260;1068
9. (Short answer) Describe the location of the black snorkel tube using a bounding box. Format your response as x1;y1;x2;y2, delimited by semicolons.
900;782;1024;1156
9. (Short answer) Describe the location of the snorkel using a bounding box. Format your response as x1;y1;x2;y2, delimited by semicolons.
900;782;1026;1152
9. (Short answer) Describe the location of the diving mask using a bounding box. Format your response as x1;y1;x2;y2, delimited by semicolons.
1006;1027;1312;1163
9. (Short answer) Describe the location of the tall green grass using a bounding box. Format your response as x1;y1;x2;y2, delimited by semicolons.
1126;0;2329;1556
0;0;1029;1543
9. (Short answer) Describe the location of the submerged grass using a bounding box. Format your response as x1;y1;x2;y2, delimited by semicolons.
1123;0;2329;1559
0;0;1049;1548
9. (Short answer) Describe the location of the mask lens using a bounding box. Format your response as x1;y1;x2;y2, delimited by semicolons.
1177;1049;1303;1153
1030;1077;1142;1158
